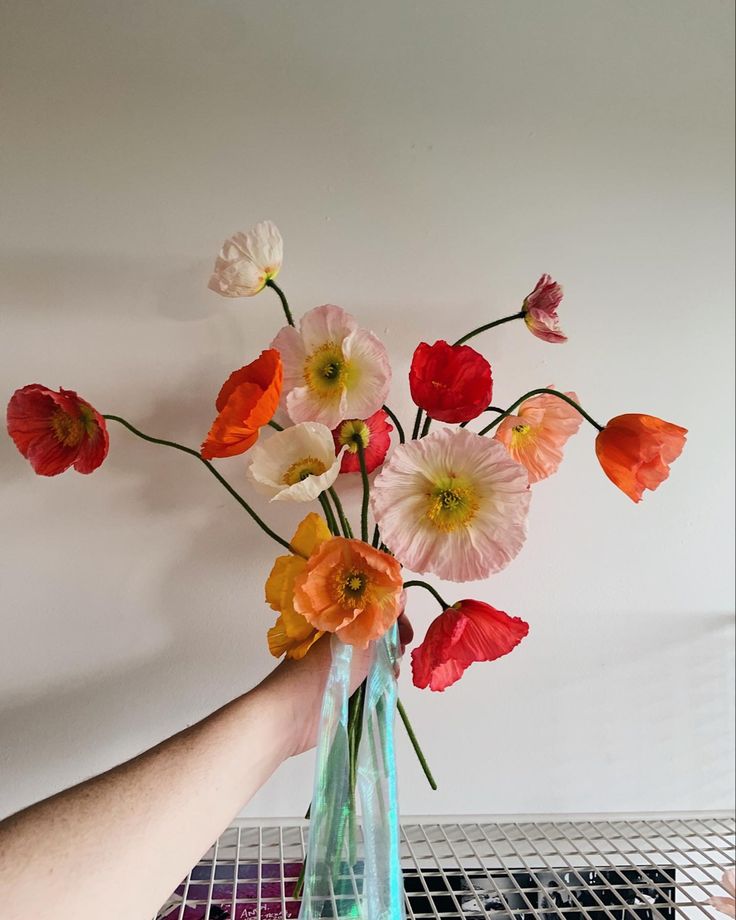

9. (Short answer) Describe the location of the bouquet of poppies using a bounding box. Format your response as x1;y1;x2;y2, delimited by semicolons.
6;220;687;919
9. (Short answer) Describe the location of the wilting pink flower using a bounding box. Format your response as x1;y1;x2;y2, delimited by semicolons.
495;388;582;483
709;868;735;917
522;274;567;343
208;220;283;297
272;304;391;429
371;427;530;583
332;409;393;473
412;600;529;691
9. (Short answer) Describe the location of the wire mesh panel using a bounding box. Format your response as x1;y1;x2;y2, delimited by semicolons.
156;814;735;920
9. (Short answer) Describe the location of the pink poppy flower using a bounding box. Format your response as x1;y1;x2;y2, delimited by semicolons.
522;274;567;343
495;388;582;483
412;600;529;691
272;304;391;429
371;427;530;583
709;868;735;917
332;409;393;474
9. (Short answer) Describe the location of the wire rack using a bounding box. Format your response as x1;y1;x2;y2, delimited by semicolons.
156;813;735;920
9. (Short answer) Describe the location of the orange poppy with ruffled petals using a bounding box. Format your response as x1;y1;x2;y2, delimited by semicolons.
201;349;282;459
293;538;403;648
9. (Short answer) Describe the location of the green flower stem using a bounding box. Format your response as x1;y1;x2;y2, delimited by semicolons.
327;487;353;538
382;404;406;444
268;419;284;431
411;407;424;440
356;442;370;543
477;388;604;436
371;524;381;549
265;278;295;327
459;406;506;428
403;579;451;610
319;493;340;536
397;699;438;791
103;415;295;554
420;414;432;438
453;310;525;346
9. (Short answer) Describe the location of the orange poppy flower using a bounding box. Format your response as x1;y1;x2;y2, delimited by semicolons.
595;413;687;502
201;349;282;459
293;538;403;648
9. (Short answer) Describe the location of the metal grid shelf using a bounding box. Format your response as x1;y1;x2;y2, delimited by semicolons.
157;813;735;919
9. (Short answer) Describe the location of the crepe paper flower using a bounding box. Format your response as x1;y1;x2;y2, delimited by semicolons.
595;413;687;503
271;304;391;429
246;422;345;502
495;387;583;484
293;538;403;648
522;274;567;343
6;384;109;476
371;427;530;583
332;409;393;474
709;868;736;918
409;340;493;423
208;220;283;298
200;350;282;459
266;513;333;660
412;600;529;692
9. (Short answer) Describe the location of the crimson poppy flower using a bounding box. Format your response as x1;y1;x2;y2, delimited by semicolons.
332;409;393;473
411;599;529;691
522;274;567;343
409;340;492;423
6;384;109;476
595;413;687;502
201;349;283;459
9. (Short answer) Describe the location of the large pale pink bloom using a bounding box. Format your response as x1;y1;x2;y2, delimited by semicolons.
522;274;567;343
709;868;736;917
495;388;582;483
208;220;283;297
272;304;391;429
371;427;530;583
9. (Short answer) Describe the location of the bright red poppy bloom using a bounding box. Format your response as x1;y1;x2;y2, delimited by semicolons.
595;413;687;503
332;409;393;473
411;599;529;692
201;349;283;459
6;384;109;476
409;340;492;423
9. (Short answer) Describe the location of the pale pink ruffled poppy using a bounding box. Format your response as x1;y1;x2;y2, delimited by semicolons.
371;427;530;583
495;388;582;483
208;220;283;297
522;274;567;343
709;868;736;917
271;304;391;429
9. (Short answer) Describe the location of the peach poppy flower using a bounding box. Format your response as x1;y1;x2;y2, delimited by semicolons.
595;413;687;502
293;538;403;648
201;350;282;459
208;220;283;298
495;388;582;483
709;868;736;918
265;513;332;660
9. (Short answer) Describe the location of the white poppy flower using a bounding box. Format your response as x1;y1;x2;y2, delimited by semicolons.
208;220;283;297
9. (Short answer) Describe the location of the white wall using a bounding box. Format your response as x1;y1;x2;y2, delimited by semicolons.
1;0;733;822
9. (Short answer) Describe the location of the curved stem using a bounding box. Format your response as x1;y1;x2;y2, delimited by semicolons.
318;493;339;536
460;406;506;428
356;442;370;543
403;579;450;610
411;408;424;441
477;388;604;436
265;278;295;327
382;404;406;444
420;414;432;438
268;419;284;431
397;700;438;791
328;487;353;538
103;415;295;554
453;311;525;346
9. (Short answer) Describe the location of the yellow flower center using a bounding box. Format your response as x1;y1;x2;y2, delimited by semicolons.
282;456;329;486
510;422;534;449
425;476;479;532
50;410;86;447
304;342;356;401
337;419;370;453
334;568;369;608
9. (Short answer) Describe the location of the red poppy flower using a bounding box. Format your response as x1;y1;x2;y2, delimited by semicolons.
332;409;393;473
595;413;687;502
201;349;283;459
411;599;529;692
6;384;109;476
409;340;493;423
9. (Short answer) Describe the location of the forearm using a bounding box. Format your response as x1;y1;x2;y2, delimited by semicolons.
0;676;297;920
